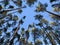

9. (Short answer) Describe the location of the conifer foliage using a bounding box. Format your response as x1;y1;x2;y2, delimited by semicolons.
0;0;60;45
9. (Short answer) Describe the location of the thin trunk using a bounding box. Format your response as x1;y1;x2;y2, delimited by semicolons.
46;32;56;45
46;10;60;17
0;6;26;19
34;31;35;45
9;20;21;45
24;39;26;45
51;31;60;44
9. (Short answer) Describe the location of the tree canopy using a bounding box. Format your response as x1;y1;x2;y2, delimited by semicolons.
0;0;60;45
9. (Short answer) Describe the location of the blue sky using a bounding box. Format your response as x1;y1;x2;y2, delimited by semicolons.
9;0;52;30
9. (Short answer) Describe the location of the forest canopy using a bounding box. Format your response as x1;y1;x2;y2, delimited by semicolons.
0;0;60;45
